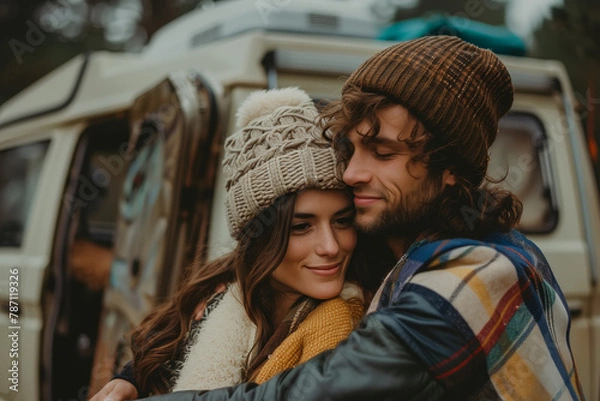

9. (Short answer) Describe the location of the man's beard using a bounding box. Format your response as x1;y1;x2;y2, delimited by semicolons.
355;178;443;238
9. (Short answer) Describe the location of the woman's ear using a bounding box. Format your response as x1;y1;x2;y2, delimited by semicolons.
443;169;457;186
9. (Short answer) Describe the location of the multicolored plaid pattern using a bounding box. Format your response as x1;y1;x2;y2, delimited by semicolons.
377;230;584;400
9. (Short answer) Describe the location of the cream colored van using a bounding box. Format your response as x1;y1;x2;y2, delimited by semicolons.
0;1;598;400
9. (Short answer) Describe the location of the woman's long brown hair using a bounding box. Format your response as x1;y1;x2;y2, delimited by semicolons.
130;193;297;394
130;189;392;394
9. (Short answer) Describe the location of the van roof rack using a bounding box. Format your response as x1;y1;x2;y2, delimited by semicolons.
142;0;398;59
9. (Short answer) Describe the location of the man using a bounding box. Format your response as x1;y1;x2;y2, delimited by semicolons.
138;35;583;400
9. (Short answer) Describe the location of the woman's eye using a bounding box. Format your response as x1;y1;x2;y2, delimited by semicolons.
291;222;310;233
334;216;354;227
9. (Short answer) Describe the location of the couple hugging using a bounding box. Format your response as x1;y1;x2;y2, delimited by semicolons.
91;36;584;401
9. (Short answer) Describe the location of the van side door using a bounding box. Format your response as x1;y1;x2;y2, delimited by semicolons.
89;71;222;394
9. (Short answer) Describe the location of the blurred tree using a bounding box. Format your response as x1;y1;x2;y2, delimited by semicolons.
0;0;210;106
418;0;505;25
391;0;506;27
1;0;49;105
531;0;600;185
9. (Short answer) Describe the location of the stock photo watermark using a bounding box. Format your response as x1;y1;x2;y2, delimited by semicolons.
7;268;20;393
8;0;81;64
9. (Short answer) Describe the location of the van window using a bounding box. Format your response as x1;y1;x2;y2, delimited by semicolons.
0;140;50;247
489;112;558;233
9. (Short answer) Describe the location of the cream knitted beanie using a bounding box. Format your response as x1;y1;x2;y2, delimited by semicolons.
223;87;344;239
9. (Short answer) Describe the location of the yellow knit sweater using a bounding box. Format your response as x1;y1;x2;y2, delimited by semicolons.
253;296;364;383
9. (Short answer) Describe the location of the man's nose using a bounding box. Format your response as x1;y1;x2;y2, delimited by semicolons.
342;153;370;186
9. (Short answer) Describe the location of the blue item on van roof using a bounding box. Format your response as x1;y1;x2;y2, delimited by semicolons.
378;15;526;56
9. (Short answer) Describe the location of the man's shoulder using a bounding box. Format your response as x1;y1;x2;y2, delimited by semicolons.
403;235;532;302
374;231;549;313
408;230;539;277
409;243;518;294
425;241;507;268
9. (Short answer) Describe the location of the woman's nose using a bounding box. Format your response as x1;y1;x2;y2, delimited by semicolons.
315;227;340;257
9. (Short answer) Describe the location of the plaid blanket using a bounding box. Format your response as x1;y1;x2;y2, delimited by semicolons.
376;230;584;400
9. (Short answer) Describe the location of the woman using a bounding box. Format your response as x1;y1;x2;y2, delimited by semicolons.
90;87;392;401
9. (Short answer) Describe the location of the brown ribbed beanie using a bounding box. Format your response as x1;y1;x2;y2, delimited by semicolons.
223;87;344;239
345;35;513;184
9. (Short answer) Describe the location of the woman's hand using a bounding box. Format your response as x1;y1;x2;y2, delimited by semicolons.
89;379;138;401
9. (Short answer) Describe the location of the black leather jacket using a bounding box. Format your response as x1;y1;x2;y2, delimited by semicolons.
136;298;452;401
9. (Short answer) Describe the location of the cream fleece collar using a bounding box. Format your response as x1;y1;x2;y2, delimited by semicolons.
172;283;257;391
172;281;363;391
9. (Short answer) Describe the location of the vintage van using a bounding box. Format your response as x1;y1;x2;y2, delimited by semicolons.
0;1;598;400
